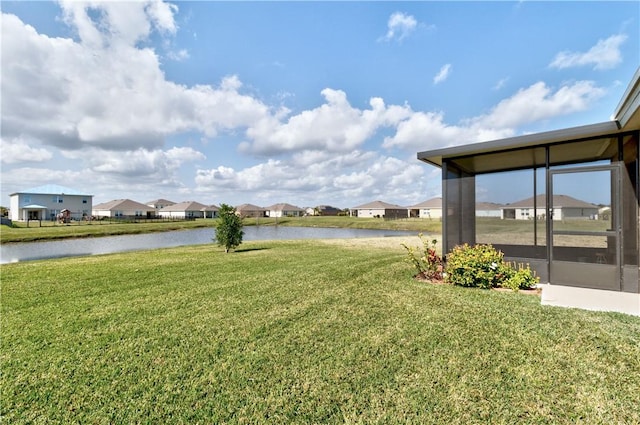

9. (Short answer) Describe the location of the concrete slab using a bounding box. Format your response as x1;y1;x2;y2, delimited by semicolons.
541;284;640;316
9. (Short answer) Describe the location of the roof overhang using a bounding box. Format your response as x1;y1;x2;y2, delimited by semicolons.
417;121;620;173
614;67;640;130
22;204;48;209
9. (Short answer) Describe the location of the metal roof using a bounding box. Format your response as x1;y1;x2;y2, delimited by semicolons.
264;203;305;211
504;194;597;209
408;197;442;209
160;201;209;211
352;200;405;209
235;203;265;211
417;121;620;172
93;199;155;211
614;67;640;129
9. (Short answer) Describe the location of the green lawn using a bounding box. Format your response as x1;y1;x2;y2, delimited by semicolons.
2;240;639;423
0;219;214;243
245;216;442;232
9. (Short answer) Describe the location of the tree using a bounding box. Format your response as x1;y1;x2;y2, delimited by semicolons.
215;204;244;253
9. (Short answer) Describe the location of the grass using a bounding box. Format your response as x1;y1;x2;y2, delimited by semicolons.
0;216;441;244
244;216;442;233
0;219;213;243
2;239;639;424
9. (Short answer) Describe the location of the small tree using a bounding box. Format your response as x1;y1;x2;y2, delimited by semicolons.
215;204;244;253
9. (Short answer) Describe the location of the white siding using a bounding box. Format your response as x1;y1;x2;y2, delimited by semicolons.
419;208;443;218
10;193;91;221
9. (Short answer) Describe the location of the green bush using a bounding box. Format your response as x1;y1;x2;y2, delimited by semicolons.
401;233;443;281
444;243;511;289
503;262;539;291
444;244;540;291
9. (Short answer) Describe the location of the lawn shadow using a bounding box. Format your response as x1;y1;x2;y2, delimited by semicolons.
234;246;270;253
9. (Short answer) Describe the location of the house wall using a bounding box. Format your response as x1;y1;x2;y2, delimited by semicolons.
93;209;152;218
510;207;598;220
386;208;408;219
93;210;112;218
476;210;501;217
355;208;385;218
514;207;547;220
561;207;599;219
9;196;19;220
419;208;443;218
268;209;303;217
149;202;173;210
158;210;204;218
10;193;91;221
238;210;265;218
284;210;303;217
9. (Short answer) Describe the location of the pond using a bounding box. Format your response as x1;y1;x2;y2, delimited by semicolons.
0;226;417;264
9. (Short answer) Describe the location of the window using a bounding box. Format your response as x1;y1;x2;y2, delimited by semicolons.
475;168;546;248
115;211;123;217
52;195;63;203
82;198;88;204
23;196;31;204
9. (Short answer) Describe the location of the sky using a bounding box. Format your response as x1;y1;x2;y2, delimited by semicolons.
1;1;638;209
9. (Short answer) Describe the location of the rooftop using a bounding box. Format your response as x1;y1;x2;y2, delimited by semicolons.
11;184;92;197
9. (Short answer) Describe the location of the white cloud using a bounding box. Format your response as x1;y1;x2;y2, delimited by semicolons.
380;12;417;42
383;111;491;152
0;137;53;164
59;0;178;47
57;146;205;191
1;10;273;152
433;64;451;85
549;34;628;70
493;77;509;90
166;48;189;61
476;80;605;128
384;80;606;152
244;90;412;155
195;152;427;207
144;0;179;34
1;167;87;197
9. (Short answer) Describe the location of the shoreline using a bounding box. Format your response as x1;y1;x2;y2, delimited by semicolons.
1;217;441;244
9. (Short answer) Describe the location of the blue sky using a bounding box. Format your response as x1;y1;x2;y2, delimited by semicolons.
1;1;638;208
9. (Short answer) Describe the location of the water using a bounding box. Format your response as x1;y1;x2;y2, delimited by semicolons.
0;226;416;263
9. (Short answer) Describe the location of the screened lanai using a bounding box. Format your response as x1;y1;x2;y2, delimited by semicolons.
417;68;640;315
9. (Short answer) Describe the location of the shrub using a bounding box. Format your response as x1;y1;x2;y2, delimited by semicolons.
444;243;511;289
502;262;539;291
401;233;443;281
215;204;244;253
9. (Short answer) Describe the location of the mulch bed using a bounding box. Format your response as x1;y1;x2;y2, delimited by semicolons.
414;274;541;296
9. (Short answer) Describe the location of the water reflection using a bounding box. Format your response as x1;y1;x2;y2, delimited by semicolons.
1;226;416;263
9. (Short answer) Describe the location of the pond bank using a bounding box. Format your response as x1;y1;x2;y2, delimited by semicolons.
1;217;441;244
0;227;426;264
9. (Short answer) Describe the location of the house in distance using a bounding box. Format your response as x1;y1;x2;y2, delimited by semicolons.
9;184;93;222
